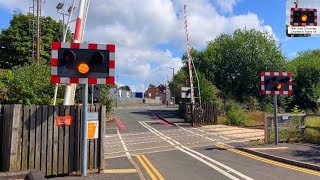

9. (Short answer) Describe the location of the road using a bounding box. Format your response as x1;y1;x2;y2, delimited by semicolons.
104;105;320;180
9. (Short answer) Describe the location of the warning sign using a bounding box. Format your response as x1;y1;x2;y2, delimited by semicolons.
87;112;99;139
87;121;99;139
56;116;72;126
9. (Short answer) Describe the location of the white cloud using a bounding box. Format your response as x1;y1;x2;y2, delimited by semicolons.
215;0;239;13
1;0;278;90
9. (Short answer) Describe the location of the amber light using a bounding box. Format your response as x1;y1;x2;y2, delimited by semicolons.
77;62;90;74
276;83;284;90
301;15;308;22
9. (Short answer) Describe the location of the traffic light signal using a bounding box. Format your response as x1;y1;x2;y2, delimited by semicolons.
59;48;107;77
261;72;292;95
290;8;318;26
51;42;115;84
268;76;291;91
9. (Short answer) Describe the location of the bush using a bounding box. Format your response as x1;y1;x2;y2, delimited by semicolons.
226;101;246;126
1;63;60;105
99;85;113;114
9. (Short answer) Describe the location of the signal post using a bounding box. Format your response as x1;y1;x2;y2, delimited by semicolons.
261;72;292;145
51;42;115;176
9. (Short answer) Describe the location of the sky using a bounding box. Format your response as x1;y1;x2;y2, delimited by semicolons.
0;0;319;92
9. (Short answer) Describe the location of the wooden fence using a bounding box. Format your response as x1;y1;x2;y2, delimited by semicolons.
182;103;217;127
0;104;105;177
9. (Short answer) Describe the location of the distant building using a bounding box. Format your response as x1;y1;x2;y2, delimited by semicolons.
144;84;170;104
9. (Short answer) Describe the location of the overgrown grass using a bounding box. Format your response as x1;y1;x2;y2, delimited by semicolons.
218;116;227;125
218;111;264;127
242;111;265;126
304;117;320;144
249;139;266;146
269;128;301;143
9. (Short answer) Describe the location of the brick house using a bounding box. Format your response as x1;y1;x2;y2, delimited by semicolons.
144;84;166;101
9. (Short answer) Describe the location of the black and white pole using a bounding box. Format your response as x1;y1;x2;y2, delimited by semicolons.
273;94;278;145
81;84;88;176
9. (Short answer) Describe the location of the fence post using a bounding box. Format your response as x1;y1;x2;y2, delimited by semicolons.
213;103;217;125
99;106;106;171
10;105;22;171
0;105;22;172
264;113;267;143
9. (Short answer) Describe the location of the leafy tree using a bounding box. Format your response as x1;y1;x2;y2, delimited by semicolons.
199;29;286;103
196;72;220;104
1;62;64;105
119;85;131;91
0;13;72;68
288;50;320;110
0;69;14;102
169;69;221;104
99;85;113;114
168;70;188;103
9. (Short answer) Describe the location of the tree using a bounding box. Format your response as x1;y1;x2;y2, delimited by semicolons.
168;70;188;103
288;49;320;110
201;29;286;102
0;13;73;68
196;72;220;104
119;85;131;91
0;62;63;105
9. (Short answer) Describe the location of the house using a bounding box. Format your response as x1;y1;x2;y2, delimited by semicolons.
144;84;166;101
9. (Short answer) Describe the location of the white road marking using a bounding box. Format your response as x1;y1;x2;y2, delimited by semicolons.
139;121;254;180
176;124;244;144
116;128;145;180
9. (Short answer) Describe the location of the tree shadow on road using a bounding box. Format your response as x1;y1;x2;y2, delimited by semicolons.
290;145;320;165
205;147;227;151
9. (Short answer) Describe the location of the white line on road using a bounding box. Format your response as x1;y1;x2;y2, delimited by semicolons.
139;121;254;180
116;128;145;180
175;124;244;144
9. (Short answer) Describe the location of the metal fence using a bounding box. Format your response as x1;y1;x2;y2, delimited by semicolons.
265;114;320;144
0;104;105;177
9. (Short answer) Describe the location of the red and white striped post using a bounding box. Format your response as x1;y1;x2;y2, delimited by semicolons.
64;0;88;106
184;4;195;105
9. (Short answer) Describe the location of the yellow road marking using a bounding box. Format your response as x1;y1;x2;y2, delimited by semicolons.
136;155;157;180
141;155;165;180
102;169;137;173
216;144;320;176
248;147;288;151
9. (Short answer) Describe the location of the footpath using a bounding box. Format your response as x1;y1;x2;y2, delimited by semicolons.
156;108;320;172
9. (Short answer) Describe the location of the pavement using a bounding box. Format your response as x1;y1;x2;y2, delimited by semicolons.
49;105;320;180
233;143;320;171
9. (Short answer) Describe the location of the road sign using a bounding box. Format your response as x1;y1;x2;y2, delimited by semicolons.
56;116;72;126
87;112;99;139
51;42;115;85
261;72;292;95
290;8;318;26
181;87;191;98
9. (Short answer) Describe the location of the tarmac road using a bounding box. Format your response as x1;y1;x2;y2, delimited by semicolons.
102;105;320;180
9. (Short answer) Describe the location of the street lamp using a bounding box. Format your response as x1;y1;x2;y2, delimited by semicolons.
56;2;64;10
166;67;175;105
53;1;76;106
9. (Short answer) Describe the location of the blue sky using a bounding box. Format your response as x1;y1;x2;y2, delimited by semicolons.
0;0;319;92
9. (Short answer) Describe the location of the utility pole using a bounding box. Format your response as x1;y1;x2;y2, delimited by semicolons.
36;0;40;63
